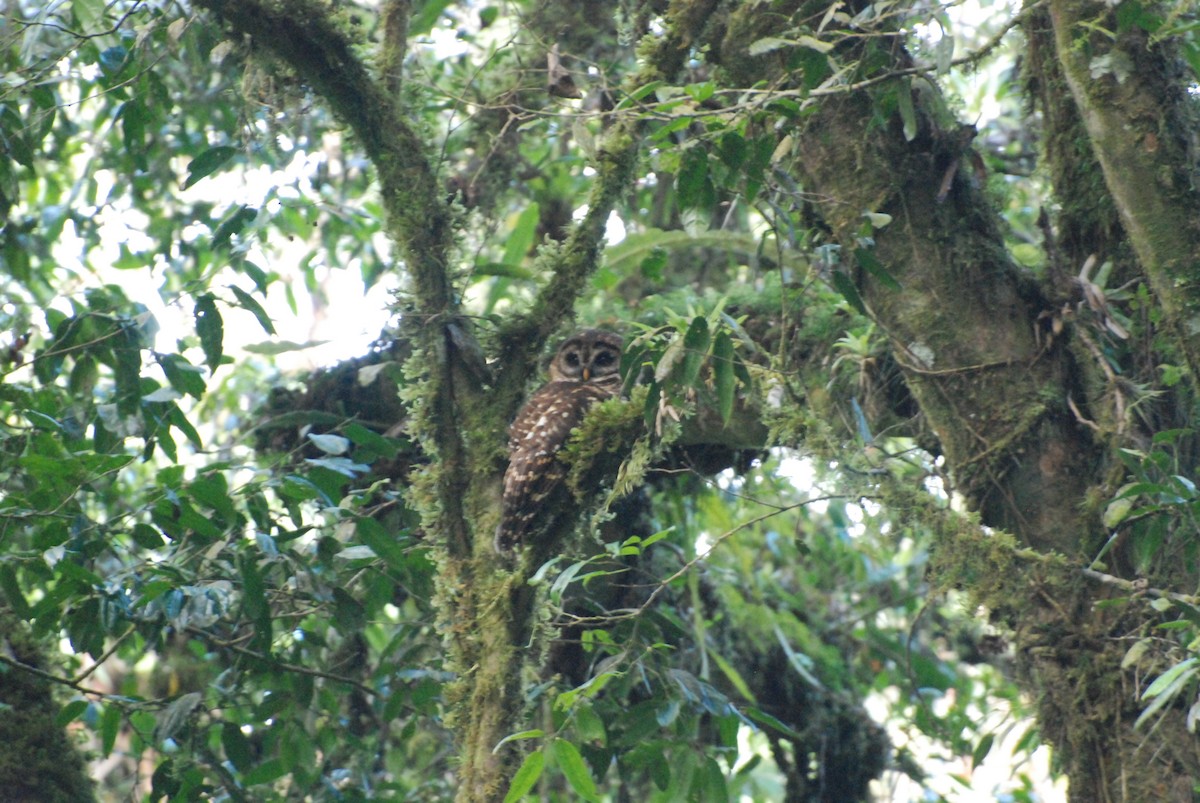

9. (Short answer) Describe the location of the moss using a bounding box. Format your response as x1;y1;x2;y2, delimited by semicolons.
561;390;648;495
0;611;96;803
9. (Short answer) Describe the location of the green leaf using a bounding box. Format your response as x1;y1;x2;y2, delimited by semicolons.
230;286;276;335
100;703;122;757
679;316;711;387
167;405;204;451
712;331;736;425
130;523;165;549
154;692;202;744
239;553;271;651
222;723;254;772
189;471;238;523
854;247;901;290
503;749;545;802
409;0;453;35
1122;638;1152;669
748;36;792;56
307;432;351;455
709;644;755;702
744;706;805;740
56;699;89;727
642;381;662;429
21;409;63;432
0;106;33;166
183;146;237;189
603;228;807;277
677;147;711;210
357;517;411;572
616;80;664;110
1143;657;1199;699
551;738;598;802
692;756;729;803
243;339;328;355
494;729;546;749
157;353;207;399
212;205;258;251
1103;496;1134;529
120;99;150;164
474;262;534;279
971;732;995;769
573;701;607;745
241;758;287;786
1137;660;1200;729
830;271;866;314
343;422;401;460
194;293;224;371
0;565;30;618
685;81;714;102
98;45;130;78
716;131;747;171
502;203;541;266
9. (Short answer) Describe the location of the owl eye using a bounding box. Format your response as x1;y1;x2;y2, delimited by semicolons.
564;352;581;367
592;351;615;367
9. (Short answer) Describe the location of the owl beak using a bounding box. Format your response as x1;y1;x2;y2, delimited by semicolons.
582;367;590;381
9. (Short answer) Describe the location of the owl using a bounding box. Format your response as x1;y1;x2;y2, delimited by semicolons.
494;329;623;553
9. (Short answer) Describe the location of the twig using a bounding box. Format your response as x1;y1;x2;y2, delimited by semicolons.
1082;568;1200;607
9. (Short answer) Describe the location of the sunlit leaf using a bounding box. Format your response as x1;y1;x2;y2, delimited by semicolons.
551;738;598;802
972;733;995;769
495;729;546;749
503;749;545;802
307;432;351;455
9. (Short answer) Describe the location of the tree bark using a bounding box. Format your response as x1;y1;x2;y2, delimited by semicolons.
714;1;1200;799
188;0;1200;798
0;609;97;803
1048;0;1200;390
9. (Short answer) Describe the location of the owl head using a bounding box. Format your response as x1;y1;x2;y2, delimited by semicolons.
548;329;623;384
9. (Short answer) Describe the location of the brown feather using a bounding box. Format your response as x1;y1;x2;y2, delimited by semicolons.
494;331;622;552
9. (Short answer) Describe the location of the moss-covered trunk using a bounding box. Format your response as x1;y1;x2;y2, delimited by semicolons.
0;608;97;803
1047;0;1200;389
715;0;1200;798
784;60;1200;803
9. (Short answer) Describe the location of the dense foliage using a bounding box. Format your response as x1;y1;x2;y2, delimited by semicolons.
3;0;1200;801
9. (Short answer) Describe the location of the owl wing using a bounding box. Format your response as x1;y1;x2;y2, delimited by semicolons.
495;381;612;551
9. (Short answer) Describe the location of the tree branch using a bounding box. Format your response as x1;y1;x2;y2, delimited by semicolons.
1049;0;1200;391
196;0;478;559
496;0;724;420
380;0;411;100
195;0;455;319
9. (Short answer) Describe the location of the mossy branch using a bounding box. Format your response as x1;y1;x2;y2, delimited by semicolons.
196;0;454;319
380;0;411;100
197;0;478;560
496;0;723;401
1048;0;1200;391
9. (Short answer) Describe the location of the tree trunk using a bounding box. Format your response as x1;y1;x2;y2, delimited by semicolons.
0;609;97;803
1048;0;1200;389
715;1;1200;799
